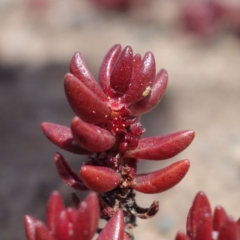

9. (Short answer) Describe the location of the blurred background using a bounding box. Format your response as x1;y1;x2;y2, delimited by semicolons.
1;0;240;239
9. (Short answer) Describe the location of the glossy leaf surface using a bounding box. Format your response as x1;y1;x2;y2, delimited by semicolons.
72;192;99;240
187;191;212;239
70;52;106;101
125;130;195;160
97;211;124;240
133;159;190;194
54;153;88;191
71;116;115;152
130;69;168;116
46;191;65;234
124;52;155;104
99;44;121;97
64;73;111;124
110;46;133;95
41;122;90;155
80;165;121;192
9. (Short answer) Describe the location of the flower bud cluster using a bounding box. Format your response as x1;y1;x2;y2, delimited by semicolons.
175;192;240;240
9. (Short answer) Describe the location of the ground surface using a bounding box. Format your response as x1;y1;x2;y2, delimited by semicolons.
0;1;240;240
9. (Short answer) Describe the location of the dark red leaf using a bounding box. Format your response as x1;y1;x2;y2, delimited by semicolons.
54;153;88;191
125;130;195;160
175;231;191;240
24;215;37;240
35;221;56;240
130;69;168;116
46;191;65;234
41;123;90;155
72;193;99;240
71;116;115;152
132;159;190;194
213;205;227;231
55;208;76;240
80;165;121;192
123;52;156;104
195;213;212;240
84;192;100;238
186;191;212;239
70;52;106;101
99;44;121;97
97;211;124;240
218;217;239;240
64;73;111;124
110;46;133;95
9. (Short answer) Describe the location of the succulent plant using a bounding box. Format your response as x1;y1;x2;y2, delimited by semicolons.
25;44;195;239
24;191;129;240
175;191;240;240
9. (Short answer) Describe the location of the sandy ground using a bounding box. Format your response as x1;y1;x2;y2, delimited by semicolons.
0;1;240;240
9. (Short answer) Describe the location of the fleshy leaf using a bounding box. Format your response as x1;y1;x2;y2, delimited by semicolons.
99;44;121;97
55;208;75;240
217;217;239;240
175;231;191;240
84;192;100;238
72;193;99;240
54;153;88;191
41;123;90;155
35;221;56;240
123;52;156;104
64;73;111;124
70;52;107;101
132;159;190;194
186;191;212;239
80;165;121;192
195;213;212;240
129;69;168;116
46;191;65;234
71;117;115;152
110;46;133;95
213;205;227;231
24;215;37;240
97;211;124;240
125;130;195;160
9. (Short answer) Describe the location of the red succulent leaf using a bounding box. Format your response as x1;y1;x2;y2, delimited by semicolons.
82;192;100;238
71;116;115;152
24;215;37;240
46;191;65;234
80;165;121;192
54;153;88;191
187;191;212;239
195;213;212;240
110;46;133;95
41;123;90;155
70;52;107;101
72;193;99;240
132;159;190;194
129;69;168;116
54;208;75;240
175;231;191;240
217;217;239;240
35;221;56;240
125;130;195;160
64;73;111;124
123;52;156;104
213;205;227;232
97;210;125;240
99;44;121;97
236;218;240;235
131;54;141;81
